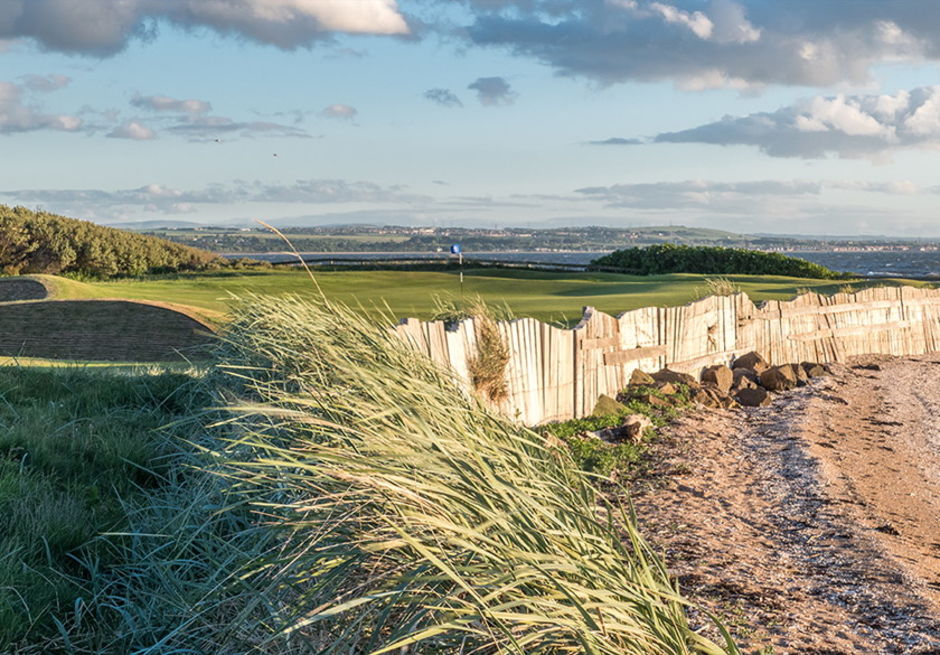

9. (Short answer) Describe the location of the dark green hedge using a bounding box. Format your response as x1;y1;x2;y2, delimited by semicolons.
0;205;221;278
591;243;844;279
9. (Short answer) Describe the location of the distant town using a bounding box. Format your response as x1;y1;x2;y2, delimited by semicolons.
139;224;940;255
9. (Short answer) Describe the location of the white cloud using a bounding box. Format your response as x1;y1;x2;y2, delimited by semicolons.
131;94;211;114
0;178;429;214
166;115;311;140
0;80;82;134
107;121;156;140
650;2;713;40
19;73;71;92
653;86;940;158
465;1;940;89
320;104;358;120
708;0;760;44
0;0;409;55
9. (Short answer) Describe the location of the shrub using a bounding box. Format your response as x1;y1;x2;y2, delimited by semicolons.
592;244;845;279
538;384;693;477
0;204;221;278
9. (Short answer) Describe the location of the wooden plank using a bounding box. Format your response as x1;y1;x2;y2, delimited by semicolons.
580;336;619;350
603;345;668;366
787;321;914;342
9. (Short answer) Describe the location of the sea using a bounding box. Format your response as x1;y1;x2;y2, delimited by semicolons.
234;250;940;279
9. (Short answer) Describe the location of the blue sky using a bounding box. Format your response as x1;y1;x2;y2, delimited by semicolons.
3;1;940;235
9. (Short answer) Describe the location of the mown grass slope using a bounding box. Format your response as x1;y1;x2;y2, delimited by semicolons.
0;300;215;361
39;268;932;323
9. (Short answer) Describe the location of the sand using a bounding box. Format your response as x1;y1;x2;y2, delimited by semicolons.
631;355;940;654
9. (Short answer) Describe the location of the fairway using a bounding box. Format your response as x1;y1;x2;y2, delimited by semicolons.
39;269;932;324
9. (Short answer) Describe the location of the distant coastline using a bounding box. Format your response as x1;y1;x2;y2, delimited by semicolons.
223;249;940;279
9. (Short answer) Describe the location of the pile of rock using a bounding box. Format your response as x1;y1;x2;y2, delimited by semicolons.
585;352;829;444
610;351;829;412
723;351;829;406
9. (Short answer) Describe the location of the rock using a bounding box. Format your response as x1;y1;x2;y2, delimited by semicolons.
651;368;700;390
591;413;653;444
731;351;770;374
629;369;656;386
759;365;798;392
792;363;810;386
654;381;678;395
692;388;720;408
591;394;628;417
732;369;758;391
632;393;671;408
801;362;828;378
701;364;733;394
622;414;653;443
735;387;772;407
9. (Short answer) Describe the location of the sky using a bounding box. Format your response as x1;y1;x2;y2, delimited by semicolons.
3;1;940;236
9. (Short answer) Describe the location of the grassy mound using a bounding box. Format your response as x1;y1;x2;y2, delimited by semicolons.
593;244;845;279
0;300;215;362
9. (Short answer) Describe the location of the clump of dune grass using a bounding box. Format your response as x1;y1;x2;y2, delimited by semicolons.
210;293;739;654
431;294;512;403
702;277;739;297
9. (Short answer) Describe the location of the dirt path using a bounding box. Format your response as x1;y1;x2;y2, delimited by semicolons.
632;355;940;654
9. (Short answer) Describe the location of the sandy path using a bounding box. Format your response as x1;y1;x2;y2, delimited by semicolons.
631;356;940;654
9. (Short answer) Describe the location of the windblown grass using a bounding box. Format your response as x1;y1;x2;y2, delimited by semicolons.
208;293;739;654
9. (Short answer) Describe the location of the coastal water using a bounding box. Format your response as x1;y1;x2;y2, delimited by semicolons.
238;250;940;279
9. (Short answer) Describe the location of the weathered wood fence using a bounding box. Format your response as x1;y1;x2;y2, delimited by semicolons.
393;286;940;425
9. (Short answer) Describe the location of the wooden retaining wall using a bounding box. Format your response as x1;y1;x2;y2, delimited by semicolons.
393;286;940;425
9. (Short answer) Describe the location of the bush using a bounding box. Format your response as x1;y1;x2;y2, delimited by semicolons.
592;244;844;279
538;384;693;477
0;205;221;278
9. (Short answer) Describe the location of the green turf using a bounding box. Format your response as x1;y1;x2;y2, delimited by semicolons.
0;366;206;648
43;269;934;324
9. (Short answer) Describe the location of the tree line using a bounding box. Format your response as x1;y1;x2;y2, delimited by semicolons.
592;244;846;279
0;205;222;278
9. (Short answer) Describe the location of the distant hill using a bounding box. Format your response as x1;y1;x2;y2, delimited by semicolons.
106;219;218;231
0;205;221;278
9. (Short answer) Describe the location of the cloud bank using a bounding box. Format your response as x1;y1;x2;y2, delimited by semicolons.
1;178;428;215
654;86;940;158
462;0;940;89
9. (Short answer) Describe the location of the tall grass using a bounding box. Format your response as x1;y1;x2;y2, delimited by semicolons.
207;293;739;654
